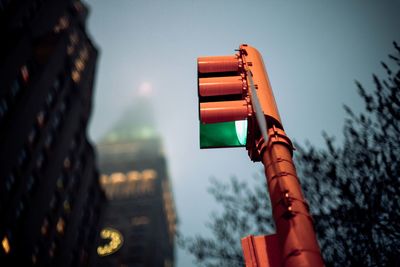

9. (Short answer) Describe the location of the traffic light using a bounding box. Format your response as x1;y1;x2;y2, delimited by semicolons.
197;45;325;267
198;54;249;148
197;45;282;157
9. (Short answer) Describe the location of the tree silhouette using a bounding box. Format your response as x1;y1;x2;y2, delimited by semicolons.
179;42;400;267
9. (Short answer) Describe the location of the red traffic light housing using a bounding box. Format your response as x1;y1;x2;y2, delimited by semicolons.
197;44;283;160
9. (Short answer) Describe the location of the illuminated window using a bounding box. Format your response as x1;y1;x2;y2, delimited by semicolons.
131;216;150;226
41;218;49;235
67;44;75;56
36;110;47;128
69;32;79;45
56;218;65;234
59;17;69;28
31;246;39;264
73;1;84;13
110;173;125;184
75;58;85;71
71;70;80;83
100;174;108;185
20;65;29;84
63;157;71;169
49;194;59;211
56;174;64;190
45;91;55;107
36;152;45;170
162;180;177;239
127;171;140;181
31;254;37;264
164;259;172;267
27;126;38;146
142;169;157;180
79;47;88;60
63;199;71;213
2;236;10;254
53;15;69;33
49;242;56;258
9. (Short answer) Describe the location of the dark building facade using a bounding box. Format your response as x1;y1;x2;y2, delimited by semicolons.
96;101;177;267
0;1;104;266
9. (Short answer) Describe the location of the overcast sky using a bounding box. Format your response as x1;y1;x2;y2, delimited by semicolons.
84;1;400;266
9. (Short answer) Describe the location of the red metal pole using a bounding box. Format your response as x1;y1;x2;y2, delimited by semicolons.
258;126;324;267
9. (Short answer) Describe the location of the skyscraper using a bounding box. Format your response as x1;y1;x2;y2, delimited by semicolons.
0;1;104;266
96;99;177;267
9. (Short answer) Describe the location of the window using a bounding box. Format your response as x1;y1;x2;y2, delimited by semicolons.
40;217;49;236
45;90;55;108
53;77;61;92
15;199;25;220
69;174;77;189
56;174;64;191
74;58;85;72
131;216;150;226
63;199;71;214
31;244;40;265
63;157;71;170
50;113;61;130
26;173;37;194
49;194;59;212
48;241;56;258
56;217;65;235
20;65;29;84
71;70;80;83
53;15;69;33
1;235;10;254
69;138;76;151
17;147;28;168
69;31;79;46
27;125;38;147
10;79;21;99
36;110;47;128
73;1;84;13
59;100;67;114
5;173;15;192
35;151;45;171
31;253;38;264
0;98;8;120
44;133;54;150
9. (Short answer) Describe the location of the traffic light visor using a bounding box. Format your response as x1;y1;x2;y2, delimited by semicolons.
200;120;247;148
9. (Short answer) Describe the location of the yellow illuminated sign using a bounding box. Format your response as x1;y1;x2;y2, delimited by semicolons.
97;227;124;257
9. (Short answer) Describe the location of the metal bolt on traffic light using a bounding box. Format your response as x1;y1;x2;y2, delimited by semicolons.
197;45;324;267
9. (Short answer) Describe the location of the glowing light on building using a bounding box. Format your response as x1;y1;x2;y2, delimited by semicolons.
2;236;10;254
97;228;124;257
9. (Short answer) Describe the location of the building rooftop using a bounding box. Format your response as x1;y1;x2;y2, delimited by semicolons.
97;97;163;162
99;97;159;144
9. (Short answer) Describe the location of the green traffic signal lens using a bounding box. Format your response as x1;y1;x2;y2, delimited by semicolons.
200;120;248;149
235;120;247;145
